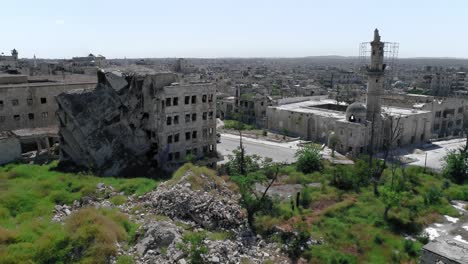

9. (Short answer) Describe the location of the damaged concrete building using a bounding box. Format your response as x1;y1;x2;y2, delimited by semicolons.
0;73;96;162
56;69;218;176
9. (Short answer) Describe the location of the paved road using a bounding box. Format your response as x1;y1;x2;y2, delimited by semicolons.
403;138;467;171
217;133;299;163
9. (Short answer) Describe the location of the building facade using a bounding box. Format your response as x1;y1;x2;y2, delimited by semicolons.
158;82;218;170
267;30;432;156
0;75;96;131
381;94;468;138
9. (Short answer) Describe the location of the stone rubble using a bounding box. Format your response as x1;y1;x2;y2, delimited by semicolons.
52;173;292;264
52;182;121;222
144;179;244;229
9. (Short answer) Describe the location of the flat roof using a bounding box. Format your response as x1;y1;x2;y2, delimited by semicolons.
272;99;347;119
273;98;430;118
423;236;468;263
11;126;59;138
382;106;430;116
0;81;96;89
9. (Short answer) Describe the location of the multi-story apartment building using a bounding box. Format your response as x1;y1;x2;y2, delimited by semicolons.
159;82;218;170
0;73;96;154
0;74;96;131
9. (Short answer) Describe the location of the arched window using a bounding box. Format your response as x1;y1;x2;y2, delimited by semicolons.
349;114;356;122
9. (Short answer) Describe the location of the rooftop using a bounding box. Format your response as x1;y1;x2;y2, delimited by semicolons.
273;98;430;119
11;126;59;138
423;236;468;263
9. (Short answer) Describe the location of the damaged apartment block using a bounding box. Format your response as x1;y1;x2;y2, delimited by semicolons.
56;69;218;176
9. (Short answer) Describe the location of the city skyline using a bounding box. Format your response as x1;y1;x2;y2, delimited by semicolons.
2;0;468;59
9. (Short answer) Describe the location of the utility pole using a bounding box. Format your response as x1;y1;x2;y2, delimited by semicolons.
424;152;428;173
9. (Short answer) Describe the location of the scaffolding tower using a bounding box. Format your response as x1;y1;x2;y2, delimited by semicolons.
359;41;399;89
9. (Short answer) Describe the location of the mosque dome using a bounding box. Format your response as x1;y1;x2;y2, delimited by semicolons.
346;102;366;123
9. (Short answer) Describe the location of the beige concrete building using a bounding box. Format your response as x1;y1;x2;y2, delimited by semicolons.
381;94;468;139
160;81;218;170
0;131;21;165
0;49;18;69
267;29;432;156
267;98;431;155
0;74;96;155
0;75;96;131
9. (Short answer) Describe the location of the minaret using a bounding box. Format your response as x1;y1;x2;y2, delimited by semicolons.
365;29;385;121
11;49;18;60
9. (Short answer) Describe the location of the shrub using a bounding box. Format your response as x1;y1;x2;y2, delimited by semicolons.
110;195;128;206
0;227;16;244
331;166;358;191
64;208;128;263
182;231;208;264
443;149;468;184
116;255;135;264
295;144;322;174
374;234;384;245
423;186;442;205
416;232;429;244
403;239;418;257
223;120;255;130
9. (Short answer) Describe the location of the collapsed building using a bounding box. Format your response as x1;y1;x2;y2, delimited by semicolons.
56;69;218;176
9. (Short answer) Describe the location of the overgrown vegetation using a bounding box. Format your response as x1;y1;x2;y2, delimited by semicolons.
0;162;157;263
295;144;322;174
223;119;256;130
220;141;466;263
443;147;468;184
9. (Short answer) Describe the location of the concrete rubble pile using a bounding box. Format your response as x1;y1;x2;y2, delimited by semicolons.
51;171;291;263
52;182;121;222
56;69;177;176
128;170;290;264
144;171;244;229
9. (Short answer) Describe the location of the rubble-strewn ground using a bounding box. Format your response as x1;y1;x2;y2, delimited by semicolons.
1;160;468;263
49;163;291;264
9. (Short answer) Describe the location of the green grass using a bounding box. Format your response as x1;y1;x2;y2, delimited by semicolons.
167;163;224;191
0;161;157;263
252;161;466;263
223;119;256;130
110;195;128;206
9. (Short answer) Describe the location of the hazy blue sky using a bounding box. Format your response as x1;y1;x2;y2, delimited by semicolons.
1;0;467;59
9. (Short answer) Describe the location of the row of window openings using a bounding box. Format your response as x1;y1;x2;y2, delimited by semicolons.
166;112;214;125
0;98;47;108
434;120;462;130
167;145;215;161
435;107;464;118
0;112;49;122
167;128;215;143
164;94;214;107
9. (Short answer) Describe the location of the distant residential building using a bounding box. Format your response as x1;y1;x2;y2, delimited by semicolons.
0;49;18;69
0;74;97;154
381;93;468;138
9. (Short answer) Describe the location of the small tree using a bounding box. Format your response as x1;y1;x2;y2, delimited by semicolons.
328;132;340;158
443;148;468;184
295;144;322;174
381;160;408;220
231;161;283;229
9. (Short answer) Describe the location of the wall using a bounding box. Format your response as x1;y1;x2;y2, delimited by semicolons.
0;134;21;165
0;82;96;131
157;83;217;170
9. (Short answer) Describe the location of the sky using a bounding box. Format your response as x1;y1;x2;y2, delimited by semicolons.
1;0;467;59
